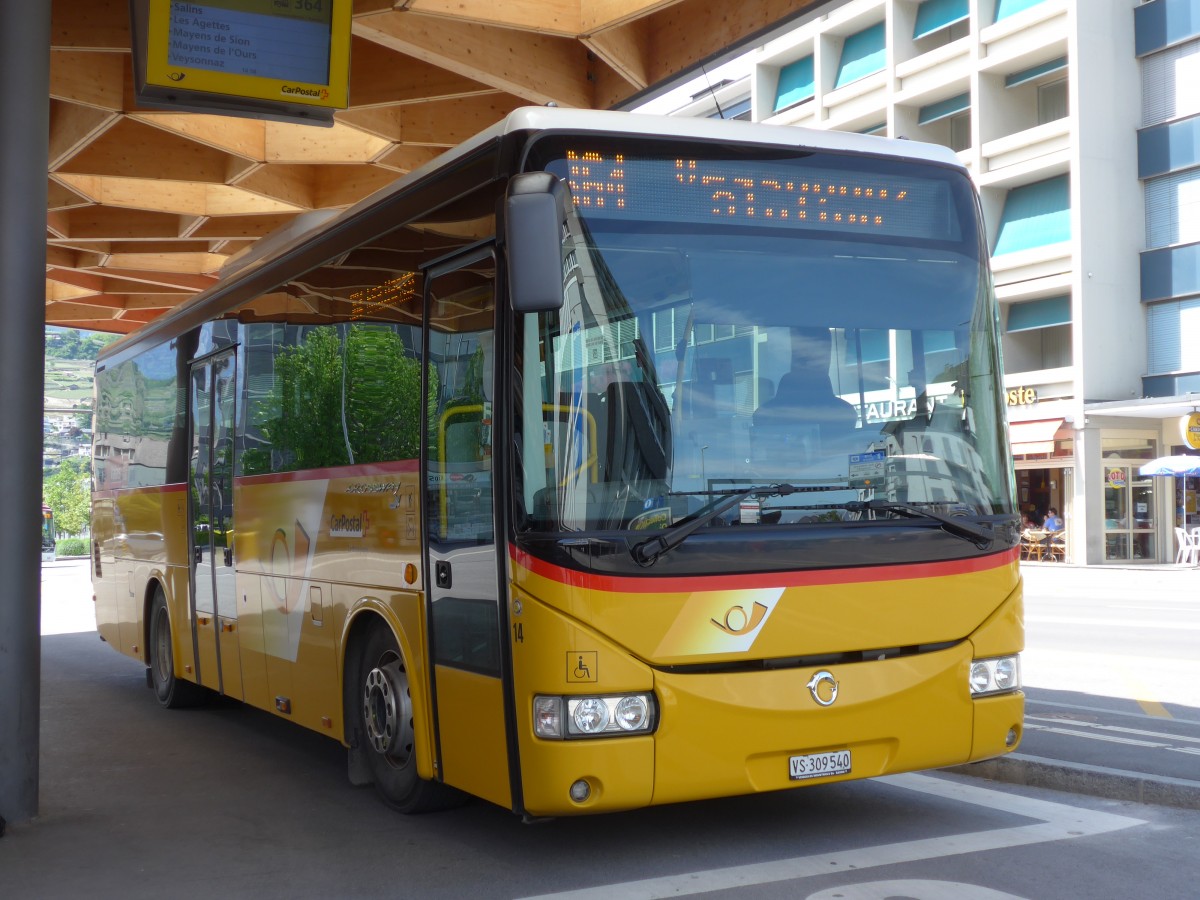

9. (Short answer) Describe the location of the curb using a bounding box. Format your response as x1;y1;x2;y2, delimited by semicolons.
944;753;1200;810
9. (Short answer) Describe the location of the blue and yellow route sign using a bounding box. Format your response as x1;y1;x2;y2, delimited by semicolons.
132;0;351;125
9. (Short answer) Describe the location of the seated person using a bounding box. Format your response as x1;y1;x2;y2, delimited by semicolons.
752;327;858;465
1043;507;1064;532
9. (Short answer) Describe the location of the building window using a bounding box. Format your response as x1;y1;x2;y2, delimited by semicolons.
993;175;1071;255
950;112;971;151
917;93;971;152
1147;296;1200;375
834;23;886;90
774;56;814;112
1003;295;1072;371
1037;78;1069;124
1145;167;1200;249
1140;38;1200;127
994;0;1046;22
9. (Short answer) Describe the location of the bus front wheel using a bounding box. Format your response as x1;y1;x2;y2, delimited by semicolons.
148;590;206;709
351;623;462;813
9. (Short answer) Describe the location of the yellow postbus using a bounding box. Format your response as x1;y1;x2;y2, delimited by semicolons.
91;107;1023;817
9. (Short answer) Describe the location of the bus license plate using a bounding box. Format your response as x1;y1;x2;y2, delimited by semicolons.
789;749;851;781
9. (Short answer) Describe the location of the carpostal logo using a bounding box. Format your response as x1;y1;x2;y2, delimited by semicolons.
330;511;369;538
282;84;330;101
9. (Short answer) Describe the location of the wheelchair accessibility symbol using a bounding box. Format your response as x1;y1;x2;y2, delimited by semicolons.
567;651;598;683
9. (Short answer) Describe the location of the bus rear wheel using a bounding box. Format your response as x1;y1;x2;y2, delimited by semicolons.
352;623;461;813
148;590;206;709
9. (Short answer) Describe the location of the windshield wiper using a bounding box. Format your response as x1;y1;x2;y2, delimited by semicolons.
842;499;994;547
631;483;807;566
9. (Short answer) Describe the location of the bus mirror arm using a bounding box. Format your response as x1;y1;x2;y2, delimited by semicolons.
505;172;568;314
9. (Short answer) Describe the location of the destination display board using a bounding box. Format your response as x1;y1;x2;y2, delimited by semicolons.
131;0;351;126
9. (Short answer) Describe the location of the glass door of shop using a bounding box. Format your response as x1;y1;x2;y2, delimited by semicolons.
1103;464;1156;562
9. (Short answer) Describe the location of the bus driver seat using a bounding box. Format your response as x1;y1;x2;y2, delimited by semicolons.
752;328;858;468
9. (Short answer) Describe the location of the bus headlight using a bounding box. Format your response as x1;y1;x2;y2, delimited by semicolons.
969;655;1021;696
533;693;657;739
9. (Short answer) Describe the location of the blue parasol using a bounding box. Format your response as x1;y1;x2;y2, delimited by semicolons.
1138;455;1200;476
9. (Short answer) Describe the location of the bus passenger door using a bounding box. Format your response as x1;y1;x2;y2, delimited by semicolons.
189;351;242;699
423;248;513;809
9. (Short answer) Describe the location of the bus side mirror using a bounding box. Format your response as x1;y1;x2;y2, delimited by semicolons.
506;172;567;313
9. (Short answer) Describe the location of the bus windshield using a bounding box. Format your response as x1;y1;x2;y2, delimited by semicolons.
515;140;1013;536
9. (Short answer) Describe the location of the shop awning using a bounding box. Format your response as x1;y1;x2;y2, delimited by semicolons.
1009;418;1065;455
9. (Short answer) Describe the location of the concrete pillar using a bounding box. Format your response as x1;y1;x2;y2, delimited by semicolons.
0;0;50;826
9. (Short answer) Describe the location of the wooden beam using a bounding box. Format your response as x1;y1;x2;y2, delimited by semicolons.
46;246;82;269
114;307;165;324
45;303;142;333
417;94;530;144
55;173;304;217
48;178;94;212
50;50;126;111
354;12;593;108
404;0;581;36
57;207;186;240
46;267;106;293
348;37;494;107
118;294;188;310
46;280;104;302
314;165;404;209
105;252;226;275
263;120;391;165
102;241;214;255
49;100;119;170
375;144;446;173
589;57;643;108
639;0;821;87
129;113;268;160
51;0;129;51
56;118;237;184
582;0;684;32
97;268;219;292
583;19;652;91
231;164;318;211
187;214;300;240
333;106;408;143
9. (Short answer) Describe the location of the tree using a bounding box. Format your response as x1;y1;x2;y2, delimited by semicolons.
243;324;435;475
43;456;91;537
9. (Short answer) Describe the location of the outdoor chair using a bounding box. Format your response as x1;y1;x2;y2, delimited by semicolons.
1175;526;1200;565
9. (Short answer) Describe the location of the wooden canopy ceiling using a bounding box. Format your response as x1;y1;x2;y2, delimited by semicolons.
47;0;821;334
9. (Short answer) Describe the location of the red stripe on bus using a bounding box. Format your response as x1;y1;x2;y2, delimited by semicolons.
236;459;419;486
511;545;1019;594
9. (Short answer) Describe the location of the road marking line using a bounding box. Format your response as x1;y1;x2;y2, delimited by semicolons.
1137;699;1173;718
1027;697;1199;723
1024;724;1169;748
517;774;1145;900
1024;716;1200;745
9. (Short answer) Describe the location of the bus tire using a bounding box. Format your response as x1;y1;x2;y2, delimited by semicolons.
352;622;463;813
148;589;206;709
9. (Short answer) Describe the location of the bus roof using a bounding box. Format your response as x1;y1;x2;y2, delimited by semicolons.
97;106;966;368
